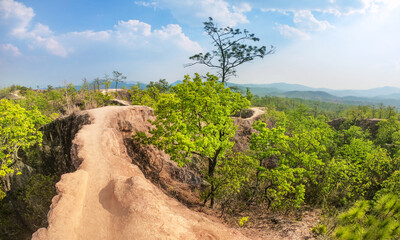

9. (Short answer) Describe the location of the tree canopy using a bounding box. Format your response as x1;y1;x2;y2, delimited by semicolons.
134;73;250;206
0;99;50;199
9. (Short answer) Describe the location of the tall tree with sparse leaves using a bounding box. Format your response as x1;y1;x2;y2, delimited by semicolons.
112;71;127;91
186;17;275;83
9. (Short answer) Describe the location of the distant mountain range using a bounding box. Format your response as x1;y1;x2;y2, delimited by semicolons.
73;80;400;108
222;82;400;107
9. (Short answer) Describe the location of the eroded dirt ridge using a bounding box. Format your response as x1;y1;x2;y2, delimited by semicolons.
32;106;247;240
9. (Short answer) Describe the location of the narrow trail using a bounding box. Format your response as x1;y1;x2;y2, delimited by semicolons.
248;107;265;120
32;106;248;240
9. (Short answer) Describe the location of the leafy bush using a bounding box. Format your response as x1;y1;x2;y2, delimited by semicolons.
0;99;50;199
334;194;400;240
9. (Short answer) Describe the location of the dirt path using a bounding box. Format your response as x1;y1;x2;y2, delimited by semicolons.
248;107;265;120
32;106;248;240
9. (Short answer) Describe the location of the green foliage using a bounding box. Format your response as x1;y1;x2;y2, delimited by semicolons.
252;95;350;119
18;174;57;229
0;86;13;99
0;174;56;239
112;70;126;90
238;216;249;227
135;73;249;206
137;73;249;166
245;87;253;102
324;135;397;208
375;117;400;156
129;82;169;108
337;126;371;146
334;194;400;240
376;170;400;197
345;104;398;122
251;119;306;210
0;199;28;240
251;120;288;161
8;81;116;118
102;74;112;90
263;165;306;210
311;224;327;235
0;99;50;199
210;152;257;205
146;79;170;93
248;102;400;213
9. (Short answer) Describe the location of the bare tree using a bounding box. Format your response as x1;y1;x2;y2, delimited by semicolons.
93;77;102;91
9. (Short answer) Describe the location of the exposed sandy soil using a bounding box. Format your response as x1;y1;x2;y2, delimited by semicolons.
32;106;248;240
235;208;320;240
248;107;266;120
32;105;321;240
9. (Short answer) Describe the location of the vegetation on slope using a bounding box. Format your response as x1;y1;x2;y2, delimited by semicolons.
1;74;400;239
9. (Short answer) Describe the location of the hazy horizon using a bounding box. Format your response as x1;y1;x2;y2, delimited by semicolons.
1;0;399;90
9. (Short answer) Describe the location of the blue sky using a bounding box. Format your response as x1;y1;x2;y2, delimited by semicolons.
0;0;399;89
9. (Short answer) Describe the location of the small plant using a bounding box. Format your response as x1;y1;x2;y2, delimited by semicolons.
238;216;249;227
311;224;327;235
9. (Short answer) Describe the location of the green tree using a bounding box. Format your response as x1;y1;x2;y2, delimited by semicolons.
375;116;400;156
112;71;126;91
134;73;249;207
326;138;396;207
250;112;337;209
102;74;112;92
245;87;253;102
211;151;257;211
146;79;170;93
250;120;306;209
0;99;50;199
186;17;275;83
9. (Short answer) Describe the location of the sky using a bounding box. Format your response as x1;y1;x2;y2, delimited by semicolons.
0;0;399;89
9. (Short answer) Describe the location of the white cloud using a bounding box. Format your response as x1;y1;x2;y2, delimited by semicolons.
350;0;400;14
321;0;400;16
115;20;152;39
29;36;68;57
66;30;111;41
0;0;68;57
0;0;34;36
0;0;202;58
154;24;202;51
262;0;400;19
0;43;21;56
56;19;202;54
276;24;310;40
269;10;334;39
153;0;251;26
134;1;157;9
293;10;334;31
232;2;252;14
112;20;201;52
193;0;251;26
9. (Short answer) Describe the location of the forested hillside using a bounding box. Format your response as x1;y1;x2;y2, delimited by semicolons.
1;76;400;239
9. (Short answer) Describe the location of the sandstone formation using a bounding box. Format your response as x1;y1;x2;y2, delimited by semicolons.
32;106;248;240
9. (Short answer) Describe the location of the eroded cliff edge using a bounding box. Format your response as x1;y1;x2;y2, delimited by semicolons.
32;106;247;240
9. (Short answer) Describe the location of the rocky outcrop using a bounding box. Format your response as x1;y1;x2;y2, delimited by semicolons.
32;106;247;240
40;112;92;176
232;107;266;152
